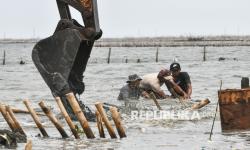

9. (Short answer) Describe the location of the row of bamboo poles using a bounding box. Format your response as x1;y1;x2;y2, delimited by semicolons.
0;92;126;149
106;46;207;64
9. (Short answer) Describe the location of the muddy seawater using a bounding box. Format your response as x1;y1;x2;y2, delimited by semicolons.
1;43;250;150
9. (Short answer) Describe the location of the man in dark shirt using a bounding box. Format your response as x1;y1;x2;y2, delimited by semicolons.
164;62;192;99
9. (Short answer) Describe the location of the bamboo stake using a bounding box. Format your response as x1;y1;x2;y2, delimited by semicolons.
191;98;210;110
110;107;126;138
125;57;128;63
65;92;95;139
203;46;206;61
3;50;6;65
55;97;79;139
1;104;44;115
209;80;222;141
156;47;159;62
149;92;162;110
23;100;49;137
39;101;68;138
6;106;26;135
0;103;17;131
95;102;117;138
107;47;111;64
95;110;105;138
25;140;32;150
12;108;45;116
137;58;140;63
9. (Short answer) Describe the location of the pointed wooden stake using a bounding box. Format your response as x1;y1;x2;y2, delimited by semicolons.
55;97;79;139
25;140;32;150
149;92;162;110
6;106;26;135
0;103;17;131
95;102;117;138
191;98;210;110
110;107;126;138
96;110;105;138
66;92;95;139
39;101;68;138
23;100;49;137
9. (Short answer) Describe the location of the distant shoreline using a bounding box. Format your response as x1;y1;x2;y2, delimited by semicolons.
1;36;250;47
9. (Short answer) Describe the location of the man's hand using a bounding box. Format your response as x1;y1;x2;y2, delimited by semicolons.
164;75;173;82
183;92;191;99
141;91;150;99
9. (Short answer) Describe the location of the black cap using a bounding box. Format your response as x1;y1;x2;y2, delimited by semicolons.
126;74;142;83
170;62;181;71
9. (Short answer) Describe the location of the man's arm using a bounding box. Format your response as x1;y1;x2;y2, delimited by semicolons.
186;83;192;99
117;86;129;101
165;80;186;97
156;90;167;99
117;91;124;100
183;72;192;99
141;91;150;98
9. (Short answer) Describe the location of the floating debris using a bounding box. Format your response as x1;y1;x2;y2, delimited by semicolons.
218;57;226;61
19;60;25;65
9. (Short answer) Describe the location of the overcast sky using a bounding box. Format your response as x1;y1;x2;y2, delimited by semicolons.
0;0;250;38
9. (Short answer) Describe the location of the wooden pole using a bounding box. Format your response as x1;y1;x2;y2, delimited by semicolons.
110;107;126;138
203;46;206;61
0;103;17;131
241;77;249;89
55;97;80;139
125;58;128;63
96;110;105;138
191;99;210;110
149;92;162;110
137;58;140;63
23;100;49;137
3;50;6;65
2;106;44;116
209;80;222;141
95;102;117;138
39;101;68;138
25;140;32;150
107;47;111;64
65;92;95;139
1;104;44;115
156;47;159;62
12;108;45;116
6;106;26;135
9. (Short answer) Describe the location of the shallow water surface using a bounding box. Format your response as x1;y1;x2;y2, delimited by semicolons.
1;43;250;149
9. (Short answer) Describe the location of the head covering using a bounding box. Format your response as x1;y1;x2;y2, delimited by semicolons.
170;62;181;71
126;74;142;83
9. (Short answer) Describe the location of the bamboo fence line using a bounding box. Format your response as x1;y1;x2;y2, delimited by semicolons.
0;98;128;150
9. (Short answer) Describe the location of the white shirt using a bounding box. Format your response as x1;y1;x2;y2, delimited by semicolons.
139;73;164;92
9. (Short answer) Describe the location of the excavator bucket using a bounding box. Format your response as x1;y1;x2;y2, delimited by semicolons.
31;0;102;121
32;23;92;96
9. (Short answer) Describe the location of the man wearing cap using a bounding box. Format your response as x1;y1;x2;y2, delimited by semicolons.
118;74;149;101
164;62;192;99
